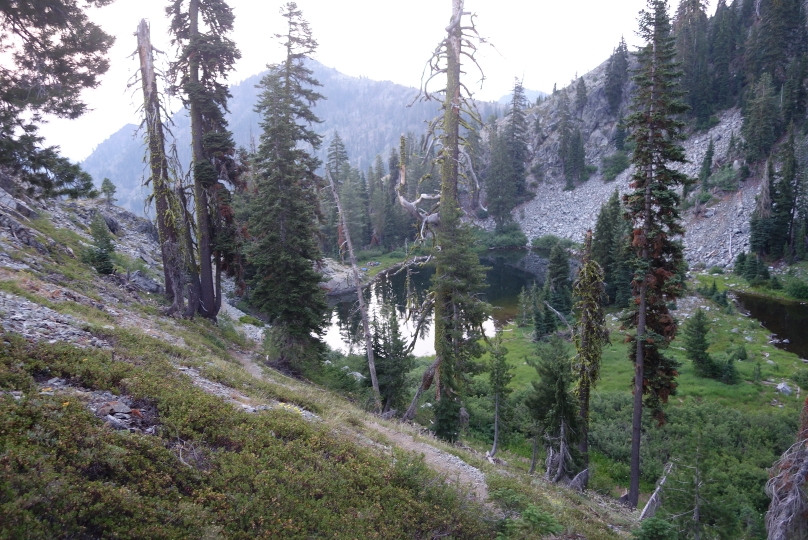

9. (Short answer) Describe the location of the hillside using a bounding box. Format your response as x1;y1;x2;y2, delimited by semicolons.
80;60;501;217
0;177;639;537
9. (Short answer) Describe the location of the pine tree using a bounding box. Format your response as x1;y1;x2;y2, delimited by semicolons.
742;73;779;163
605;37;630;115
247;3;327;371
167;0;242;319
624;0;689;508
574;76;588;113
526;336;579;482
708;0;740;109
370;311;415;413
486;126;516;227
505;79;530;205
488;331;514;457
592;190;621;295
699;138;714;191
674;0;711;124
101;178;117;203
547;242;572;314
684;308;716;377
573;231;608;474
83;213;115;275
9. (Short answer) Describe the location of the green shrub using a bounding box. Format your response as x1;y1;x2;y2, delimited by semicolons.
632;517;677;540
785;279;808;299
601;151;630;182
708;165;739;192
238;315;264;326
531;234;574;250
793;369;808;389
708;266;724;274
487;223;528;249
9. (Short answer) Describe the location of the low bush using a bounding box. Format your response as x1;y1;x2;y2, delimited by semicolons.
531;234;574;251
0;333;496;538
601;151;630;182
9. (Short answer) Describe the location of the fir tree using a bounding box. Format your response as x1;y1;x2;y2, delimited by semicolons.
101;178;117;203
572;231;608;474
699;138;714;191
708;0;740;109
488;331;514;457
370;311;415;413
624;0;689;508
167;0;243;319
684;308;716;377
674;0;711;124
574;76;588;113
0;0;113;198
742;73;779;163
247;3;327;370
526;336;579;482
547;242;572;314
83;213;115;275
605;37;630;115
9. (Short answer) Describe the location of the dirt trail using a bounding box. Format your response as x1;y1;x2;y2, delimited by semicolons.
233;350;488;502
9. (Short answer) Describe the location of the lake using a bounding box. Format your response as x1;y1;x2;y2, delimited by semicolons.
323;250;548;356
734;290;808;359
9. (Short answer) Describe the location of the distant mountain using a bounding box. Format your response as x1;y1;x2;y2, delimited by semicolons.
81;60;501;216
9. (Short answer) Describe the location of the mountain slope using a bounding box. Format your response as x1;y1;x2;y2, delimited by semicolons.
0;175;636;538
81;61;500;217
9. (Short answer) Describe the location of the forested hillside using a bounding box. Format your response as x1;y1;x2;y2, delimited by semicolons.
81;60;501;216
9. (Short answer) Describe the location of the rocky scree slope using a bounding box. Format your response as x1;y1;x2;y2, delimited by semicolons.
496;58;757;269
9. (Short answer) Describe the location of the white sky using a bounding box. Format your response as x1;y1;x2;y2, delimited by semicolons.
39;0;718;162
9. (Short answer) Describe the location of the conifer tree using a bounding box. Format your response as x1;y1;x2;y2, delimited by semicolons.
526;336;579;482
247;3;327;370
624;0;689;508
743;73;779;163
399;1;489;441
370;310;414;413
0;0;114;198
605;37;630;115
101;178;117;203
547;242;572;315
488;331;514;457
699;138;714;191
167;0;242;319
574;77;588;113
674;0;711;124
684;308;715;377
573;231;608;473
504;79;531;207
708;0;740;109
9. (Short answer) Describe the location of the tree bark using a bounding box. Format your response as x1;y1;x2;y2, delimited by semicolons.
326;169;382;411
136;19;184;316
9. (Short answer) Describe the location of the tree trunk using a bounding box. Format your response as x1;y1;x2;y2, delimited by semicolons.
136;19;184;316
189;0;217;320
402;356;439;421
529;431;539;474
490;392;499;457
326;170;381;411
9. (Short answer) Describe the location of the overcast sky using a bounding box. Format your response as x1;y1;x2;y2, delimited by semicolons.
39;0;717;163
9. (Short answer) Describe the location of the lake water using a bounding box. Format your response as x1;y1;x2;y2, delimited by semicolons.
323;250;546;356
734;291;808;359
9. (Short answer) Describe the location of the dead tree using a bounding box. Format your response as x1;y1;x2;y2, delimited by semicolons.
135;19;185;316
766;396;808;540
400;0;489;428
325;169;382;412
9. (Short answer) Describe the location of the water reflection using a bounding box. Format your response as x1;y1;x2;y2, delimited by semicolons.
734;291;808;358
324;252;542;356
